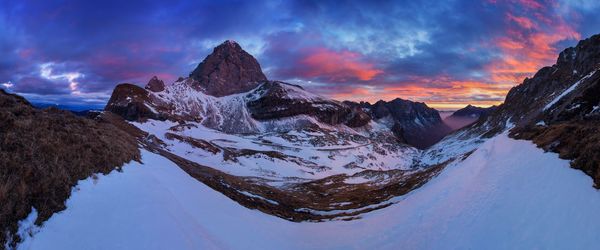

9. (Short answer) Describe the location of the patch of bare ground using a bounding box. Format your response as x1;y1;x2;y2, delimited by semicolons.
0;90;140;248
512;121;600;187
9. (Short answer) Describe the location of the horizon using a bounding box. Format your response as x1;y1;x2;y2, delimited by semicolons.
1;0;600;110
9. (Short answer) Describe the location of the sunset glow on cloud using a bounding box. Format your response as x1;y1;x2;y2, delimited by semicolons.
300;48;382;81
0;0;599;110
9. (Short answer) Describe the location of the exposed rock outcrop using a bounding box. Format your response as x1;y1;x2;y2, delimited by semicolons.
105;83;165;121
145;76;165;92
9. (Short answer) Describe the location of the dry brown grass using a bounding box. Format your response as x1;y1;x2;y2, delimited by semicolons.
0;90;140;248
512;121;600;187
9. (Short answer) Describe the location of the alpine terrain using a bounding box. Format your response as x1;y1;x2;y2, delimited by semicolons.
3;33;600;249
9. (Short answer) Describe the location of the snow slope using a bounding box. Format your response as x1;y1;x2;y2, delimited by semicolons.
20;133;600;249
132;120;417;180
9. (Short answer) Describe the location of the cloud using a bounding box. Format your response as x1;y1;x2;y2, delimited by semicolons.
0;0;596;109
284;48;383;82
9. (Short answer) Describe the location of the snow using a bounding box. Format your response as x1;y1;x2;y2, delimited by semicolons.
132;120;418;180
544;70;597;111
8;208;39;249
343;175;371;184
20;134;600;249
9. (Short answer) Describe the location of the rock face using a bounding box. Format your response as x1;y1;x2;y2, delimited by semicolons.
145;76;165;92
105;83;165;121
189;40;267;97
355;98;451;149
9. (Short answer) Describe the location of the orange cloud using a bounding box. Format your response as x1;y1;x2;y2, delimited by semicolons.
487;0;580;86
301;48;383;81
327;0;581;110
516;0;544;9
506;14;537;29
330;76;509;110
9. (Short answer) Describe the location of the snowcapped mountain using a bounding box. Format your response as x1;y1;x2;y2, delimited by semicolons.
105;40;450;148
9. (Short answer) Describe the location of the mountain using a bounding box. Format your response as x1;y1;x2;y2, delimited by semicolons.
189;40;267;97
450;104;497;118
345;99;452;149
443;105;497;130
0;89;139;247
105;40;443;144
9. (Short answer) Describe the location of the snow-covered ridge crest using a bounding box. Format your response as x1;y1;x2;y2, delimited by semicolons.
141;78;368;134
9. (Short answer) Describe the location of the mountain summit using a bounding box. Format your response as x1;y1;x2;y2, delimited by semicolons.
189;40;267;96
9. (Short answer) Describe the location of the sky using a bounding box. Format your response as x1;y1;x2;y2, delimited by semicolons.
1;0;599;110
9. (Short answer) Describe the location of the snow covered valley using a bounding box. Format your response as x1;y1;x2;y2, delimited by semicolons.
17;133;600;249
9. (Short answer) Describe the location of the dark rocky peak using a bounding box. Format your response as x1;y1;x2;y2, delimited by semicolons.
104;83;165;121
451;104;497;118
499;34;600;128
145;76;165;92
358;98;449;149
370;98;441;121
189;40;267;97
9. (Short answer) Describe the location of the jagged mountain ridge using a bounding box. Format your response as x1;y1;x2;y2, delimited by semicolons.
106;40;448;148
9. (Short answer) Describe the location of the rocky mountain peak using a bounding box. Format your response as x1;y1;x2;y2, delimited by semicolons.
189;40;267;97
451;104;496;118
145;76;165;92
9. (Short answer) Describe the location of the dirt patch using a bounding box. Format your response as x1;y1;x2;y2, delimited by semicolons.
0;90;140;248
